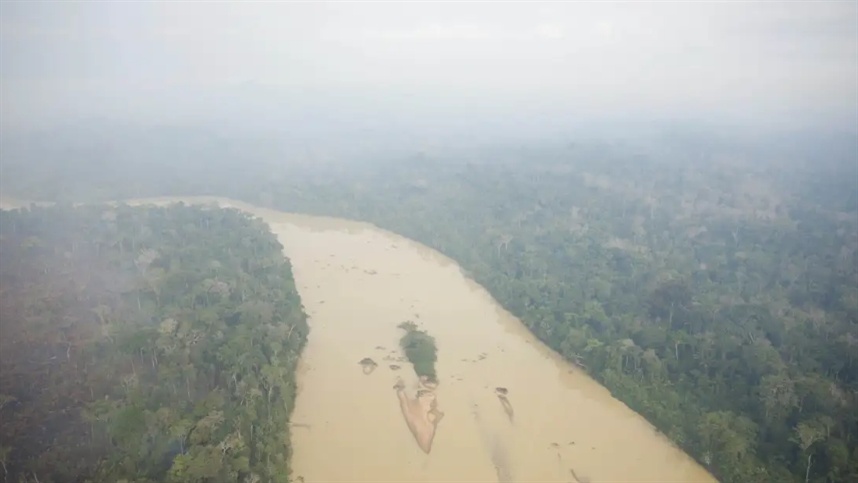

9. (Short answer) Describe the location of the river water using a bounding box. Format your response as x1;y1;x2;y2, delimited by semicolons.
1;196;717;483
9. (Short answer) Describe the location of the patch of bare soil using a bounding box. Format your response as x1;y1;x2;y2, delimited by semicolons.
394;376;444;453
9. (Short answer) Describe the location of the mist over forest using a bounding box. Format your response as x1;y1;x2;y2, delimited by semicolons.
1;2;856;483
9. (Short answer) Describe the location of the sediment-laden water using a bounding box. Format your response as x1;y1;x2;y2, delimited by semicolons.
0;196;717;483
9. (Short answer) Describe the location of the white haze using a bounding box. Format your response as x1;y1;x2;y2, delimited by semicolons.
1;1;856;140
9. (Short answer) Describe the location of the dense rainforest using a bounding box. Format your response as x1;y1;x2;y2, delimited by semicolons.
2;127;856;482
0;203;308;482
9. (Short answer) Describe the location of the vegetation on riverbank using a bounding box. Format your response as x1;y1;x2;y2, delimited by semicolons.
398;321;438;384
334;153;857;483
3;131;856;482
331;149;857;483
0;203;308;482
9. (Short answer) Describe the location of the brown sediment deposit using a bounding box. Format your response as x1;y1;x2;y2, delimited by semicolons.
394;377;444;454
419;375;438;390
358;357;378;374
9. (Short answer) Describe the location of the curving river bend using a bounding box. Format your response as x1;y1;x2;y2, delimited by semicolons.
1;196;717;483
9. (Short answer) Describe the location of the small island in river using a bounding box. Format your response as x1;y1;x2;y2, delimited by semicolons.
398;321;438;383
395;321;444;453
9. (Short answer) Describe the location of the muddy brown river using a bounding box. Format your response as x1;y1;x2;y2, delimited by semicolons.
1;196;717;483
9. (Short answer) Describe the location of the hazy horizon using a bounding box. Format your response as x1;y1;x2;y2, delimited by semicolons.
2;1;856;138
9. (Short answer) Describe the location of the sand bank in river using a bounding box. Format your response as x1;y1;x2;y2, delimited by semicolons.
394;376;445;453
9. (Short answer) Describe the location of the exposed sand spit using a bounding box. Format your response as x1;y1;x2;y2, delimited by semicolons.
394;377;444;454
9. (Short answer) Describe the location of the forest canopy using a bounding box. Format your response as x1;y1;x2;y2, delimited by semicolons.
1;130;856;482
0;203;308;483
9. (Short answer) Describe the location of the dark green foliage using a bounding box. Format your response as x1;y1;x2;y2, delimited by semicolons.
0;204;308;482
398;322;438;383
259;148;857;483
3;133;857;483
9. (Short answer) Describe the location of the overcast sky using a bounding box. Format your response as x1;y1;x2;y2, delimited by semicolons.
1;1;856;132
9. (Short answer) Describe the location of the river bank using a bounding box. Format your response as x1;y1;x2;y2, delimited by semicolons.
0;195;716;482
